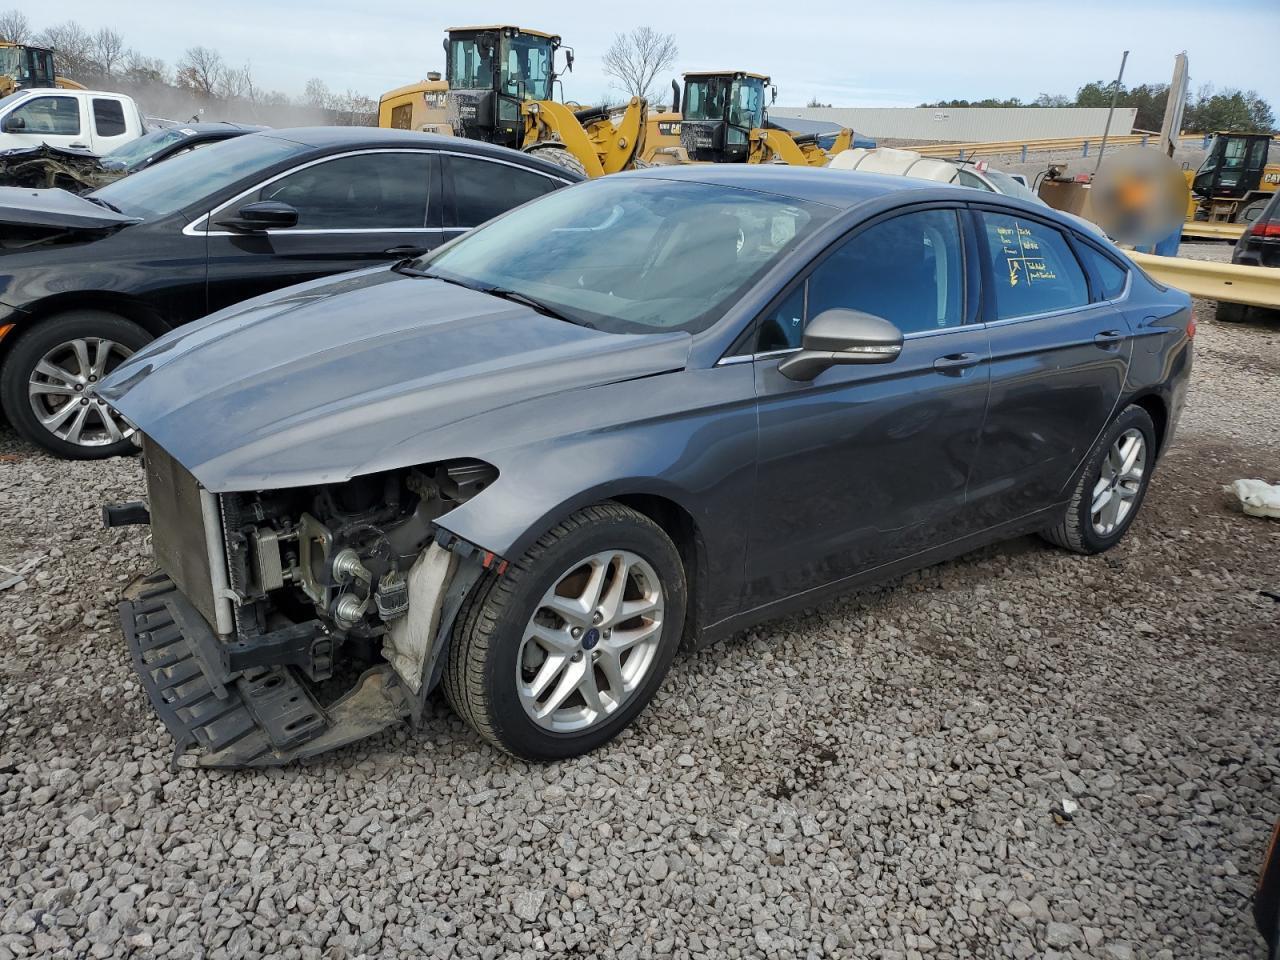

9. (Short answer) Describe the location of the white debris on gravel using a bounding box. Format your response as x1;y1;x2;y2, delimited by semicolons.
1;274;1278;959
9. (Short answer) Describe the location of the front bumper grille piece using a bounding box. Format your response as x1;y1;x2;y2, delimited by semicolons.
122;575;409;768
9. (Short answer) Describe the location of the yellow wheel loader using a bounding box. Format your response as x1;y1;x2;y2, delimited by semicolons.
1190;132;1280;224
378;72;451;135
0;41;83;96
440;25;649;177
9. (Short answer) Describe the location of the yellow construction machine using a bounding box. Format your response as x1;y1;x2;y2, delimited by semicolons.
440;25;649;176
1189;132;1280;224
0;41;83;95
377;72;451;134
643;71;853;167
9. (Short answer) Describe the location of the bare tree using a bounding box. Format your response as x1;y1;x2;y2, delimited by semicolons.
602;26;677;104
91;27;127;77
303;77;331;110
122;51;168;85
217;63;252;101
0;8;30;43
36;21;94;79
176;45;224;97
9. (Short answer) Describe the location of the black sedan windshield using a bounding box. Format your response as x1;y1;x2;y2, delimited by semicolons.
417;177;831;334
100;128;191;171
91;134;309;220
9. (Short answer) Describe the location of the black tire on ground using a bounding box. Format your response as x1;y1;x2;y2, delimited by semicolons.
1237;199;1268;227
1215;300;1249;323
0;310;152;459
443;502;687;760
1041;404;1158;556
523;143;589;179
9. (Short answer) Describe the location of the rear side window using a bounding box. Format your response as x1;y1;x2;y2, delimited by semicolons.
93;98;127;137
8;95;79;135
979;212;1089;319
252;151;433;229
1076;243;1129;300
450;155;561;228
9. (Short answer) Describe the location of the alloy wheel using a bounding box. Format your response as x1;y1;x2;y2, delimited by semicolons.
516;550;665;733
27;337;134;448
1091;427;1146;537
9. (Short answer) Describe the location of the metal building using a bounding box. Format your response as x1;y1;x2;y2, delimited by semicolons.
770;107;1139;143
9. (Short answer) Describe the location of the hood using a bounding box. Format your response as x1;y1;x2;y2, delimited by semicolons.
100;269;692;492
0;185;137;229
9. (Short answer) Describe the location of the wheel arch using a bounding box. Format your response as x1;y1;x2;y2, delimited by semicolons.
1;293;171;366
1126;391;1169;456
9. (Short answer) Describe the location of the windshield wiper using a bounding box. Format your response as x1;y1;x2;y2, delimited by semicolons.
85;195;126;215
482;287;594;328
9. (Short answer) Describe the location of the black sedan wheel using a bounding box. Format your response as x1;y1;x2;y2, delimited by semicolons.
1042;404;1157;554
444;503;687;760
0;311;151;459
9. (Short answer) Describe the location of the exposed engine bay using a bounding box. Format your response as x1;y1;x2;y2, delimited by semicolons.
117;438;503;768
0;143;119;192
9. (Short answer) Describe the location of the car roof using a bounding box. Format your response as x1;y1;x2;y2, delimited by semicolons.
620;163;967;210
247;127;587;181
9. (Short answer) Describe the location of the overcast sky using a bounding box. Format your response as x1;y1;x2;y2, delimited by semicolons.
26;0;1280;109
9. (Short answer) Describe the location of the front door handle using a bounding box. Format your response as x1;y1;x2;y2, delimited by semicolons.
933;352;982;373
69;142;89;149
384;245;429;257
1093;330;1125;348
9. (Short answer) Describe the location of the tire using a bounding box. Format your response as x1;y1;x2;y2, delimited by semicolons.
1237;199;1268;227
523;143;589;179
443;502;687;760
0;311;152;459
1215;300;1249;323
1041;404;1157;555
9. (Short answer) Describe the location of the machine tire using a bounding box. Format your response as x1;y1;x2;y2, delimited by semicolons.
1040;404;1157;556
523;143;589;179
1236;199;1268;227
1215;300;1249;323
0;311;151;460
443;502;687;760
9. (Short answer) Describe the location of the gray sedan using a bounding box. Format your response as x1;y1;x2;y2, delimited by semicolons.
100;165;1194;766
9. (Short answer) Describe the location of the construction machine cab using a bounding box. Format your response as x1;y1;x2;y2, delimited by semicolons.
444;25;568;149
679;71;775;162
1193;132;1272;200
0;42;57;94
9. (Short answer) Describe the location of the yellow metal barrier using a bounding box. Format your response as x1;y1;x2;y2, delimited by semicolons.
1181;221;1245;241
1129;251;1280;309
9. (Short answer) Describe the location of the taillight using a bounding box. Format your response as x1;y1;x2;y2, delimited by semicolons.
1250;220;1280;238
1186;318;1197;339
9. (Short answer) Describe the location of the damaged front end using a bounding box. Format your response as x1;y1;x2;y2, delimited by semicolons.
0;144;120;192
114;438;504;768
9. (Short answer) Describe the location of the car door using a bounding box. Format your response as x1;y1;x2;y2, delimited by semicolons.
966;206;1133;524
442;152;570;236
745;206;992;607
1;93;89;150
87;96;133;153
202;149;443;315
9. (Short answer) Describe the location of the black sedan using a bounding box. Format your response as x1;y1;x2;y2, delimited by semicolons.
0;127;582;458
97;121;265;177
1219;188;1280;323
100;165;1193;767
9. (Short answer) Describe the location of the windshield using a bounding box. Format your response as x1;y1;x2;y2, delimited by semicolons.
92;134;309;220
729;78;765;129
414;177;831;335
684;76;731;122
102;128;190;169
448;36;494;90
502;35;554;101
984;168;1044;204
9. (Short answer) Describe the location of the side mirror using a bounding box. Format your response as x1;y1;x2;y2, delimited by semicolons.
778;309;903;381
564;48;575;73
771;85;778;104
214;200;299;233
2;115;25;132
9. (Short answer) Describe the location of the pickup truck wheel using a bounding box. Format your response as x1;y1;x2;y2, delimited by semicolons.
1041;404;1156;555
0;311;151;459
443;503;687;760
1215;300;1248;323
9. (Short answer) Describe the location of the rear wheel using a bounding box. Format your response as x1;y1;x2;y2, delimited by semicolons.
1215;300;1249;323
443;503;686;760
0;311;151;459
1236;198;1268;227
1041;404;1156;555
523;143;589;179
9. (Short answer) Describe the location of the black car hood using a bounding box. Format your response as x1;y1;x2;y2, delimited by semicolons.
100;269;692;492
0;185;138;229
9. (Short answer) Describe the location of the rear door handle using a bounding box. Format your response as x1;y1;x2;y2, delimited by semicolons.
69;142;89;149
933;352;982;373
1093;329;1126;347
384;245;428;257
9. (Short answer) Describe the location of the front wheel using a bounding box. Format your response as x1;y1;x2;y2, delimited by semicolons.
1041;404;1157;555
443;503;687;759
0;311;151;459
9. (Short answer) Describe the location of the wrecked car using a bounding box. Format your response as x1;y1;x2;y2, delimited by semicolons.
100;166;1193;767
0;127;581;459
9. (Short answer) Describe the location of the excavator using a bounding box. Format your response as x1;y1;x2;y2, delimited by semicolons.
1189;131;1280;224
0;41;84;95
642;71;853;167
441;25;648;177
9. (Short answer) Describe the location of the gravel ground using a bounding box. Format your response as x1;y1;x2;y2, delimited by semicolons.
1;257;1279;960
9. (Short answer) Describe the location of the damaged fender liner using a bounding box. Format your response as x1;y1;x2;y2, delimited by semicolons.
121;533;499;768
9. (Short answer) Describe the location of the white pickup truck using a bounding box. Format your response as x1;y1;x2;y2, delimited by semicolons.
0;88;145;154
